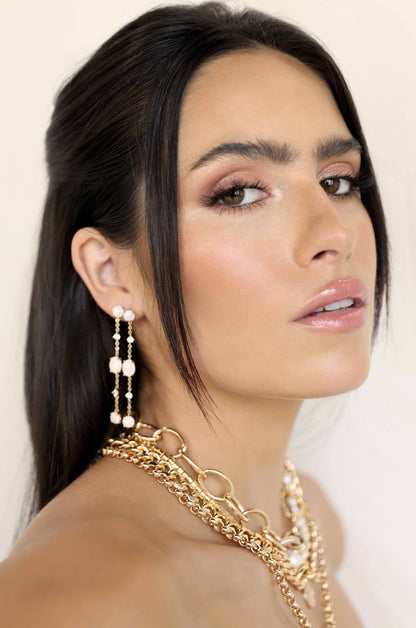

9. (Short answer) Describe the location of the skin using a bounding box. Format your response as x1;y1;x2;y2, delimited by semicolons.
2;48;375;626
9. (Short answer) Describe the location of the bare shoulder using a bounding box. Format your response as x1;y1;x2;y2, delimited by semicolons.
297;471;344;571
0;511;182;627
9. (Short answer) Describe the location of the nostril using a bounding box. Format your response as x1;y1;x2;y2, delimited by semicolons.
313;249;338;261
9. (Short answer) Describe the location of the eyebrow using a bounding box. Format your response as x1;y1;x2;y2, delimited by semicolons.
189;135;362;172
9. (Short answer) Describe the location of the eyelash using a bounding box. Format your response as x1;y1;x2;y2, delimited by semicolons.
201;170;375;215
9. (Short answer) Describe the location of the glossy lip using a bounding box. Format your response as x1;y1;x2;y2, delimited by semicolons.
293;277;369;322
293;305;367;332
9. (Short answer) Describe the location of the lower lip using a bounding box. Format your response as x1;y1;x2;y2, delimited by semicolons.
293;305;367;331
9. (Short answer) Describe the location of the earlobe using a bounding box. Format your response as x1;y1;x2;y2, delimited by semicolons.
70;227;134;319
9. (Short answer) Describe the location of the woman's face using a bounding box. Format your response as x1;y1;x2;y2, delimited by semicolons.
171;48;377;399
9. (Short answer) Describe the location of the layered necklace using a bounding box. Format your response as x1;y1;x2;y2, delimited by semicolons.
100;418;336;627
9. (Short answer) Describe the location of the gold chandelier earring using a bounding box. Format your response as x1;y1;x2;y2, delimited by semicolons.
109;304;136;429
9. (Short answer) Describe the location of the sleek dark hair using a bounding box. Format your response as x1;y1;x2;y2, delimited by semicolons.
17;1;391;544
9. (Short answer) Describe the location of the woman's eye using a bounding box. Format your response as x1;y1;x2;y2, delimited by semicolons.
201;180;269;215
219;186;266;206
321;177;354;196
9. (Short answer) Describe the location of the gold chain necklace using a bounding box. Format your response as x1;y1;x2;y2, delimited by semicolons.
100;418;336;627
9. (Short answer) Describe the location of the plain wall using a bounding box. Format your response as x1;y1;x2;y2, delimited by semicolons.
1;0;415;625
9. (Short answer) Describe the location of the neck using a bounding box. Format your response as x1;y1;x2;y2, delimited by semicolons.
135;368;304;541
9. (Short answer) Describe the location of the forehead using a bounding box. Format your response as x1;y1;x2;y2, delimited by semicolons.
178;48;348;171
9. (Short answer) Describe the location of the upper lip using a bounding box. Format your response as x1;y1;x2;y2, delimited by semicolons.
293;277;369;321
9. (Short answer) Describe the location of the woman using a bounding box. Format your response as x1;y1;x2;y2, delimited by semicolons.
0;1;390;626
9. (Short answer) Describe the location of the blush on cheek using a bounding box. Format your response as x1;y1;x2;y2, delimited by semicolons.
181;236;276;313
179;233;288;380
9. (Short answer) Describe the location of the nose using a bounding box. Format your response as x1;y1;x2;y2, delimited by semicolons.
292;184;356;268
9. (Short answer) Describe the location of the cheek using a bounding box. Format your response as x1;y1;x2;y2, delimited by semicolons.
357;211;378;283
178;221;291;387
181;233;278;327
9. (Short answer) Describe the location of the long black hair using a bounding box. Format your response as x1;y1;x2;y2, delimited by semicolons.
17;1;391;544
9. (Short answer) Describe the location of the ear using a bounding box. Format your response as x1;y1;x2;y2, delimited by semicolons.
71;227;145;320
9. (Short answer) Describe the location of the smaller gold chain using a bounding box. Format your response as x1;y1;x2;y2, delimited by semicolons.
100;420;336;627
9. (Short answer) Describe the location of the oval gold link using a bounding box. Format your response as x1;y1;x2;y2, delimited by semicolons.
179;451;206;477
242;507;271;532
151;426;187;457
132;421;160;441
197;468;234;502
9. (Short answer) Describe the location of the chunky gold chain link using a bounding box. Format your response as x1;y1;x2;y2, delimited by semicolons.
101;420;336;627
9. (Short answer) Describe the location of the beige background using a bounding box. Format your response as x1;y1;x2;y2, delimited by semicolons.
1;0;415;625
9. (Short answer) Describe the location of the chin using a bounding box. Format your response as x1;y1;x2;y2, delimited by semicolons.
300;352;372;398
